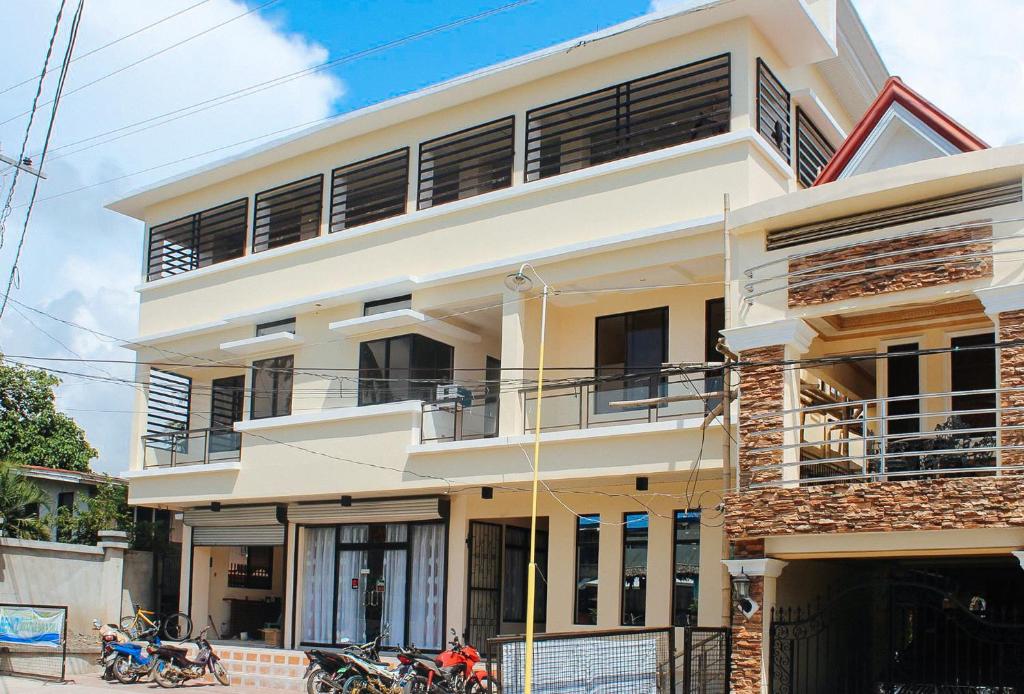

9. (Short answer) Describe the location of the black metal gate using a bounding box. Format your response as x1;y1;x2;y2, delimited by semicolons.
466;521;502;653
681;627;731;694
770;577;1024;693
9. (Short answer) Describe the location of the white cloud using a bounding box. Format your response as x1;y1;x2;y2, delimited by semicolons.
852;0;1024;146
0;0;344;473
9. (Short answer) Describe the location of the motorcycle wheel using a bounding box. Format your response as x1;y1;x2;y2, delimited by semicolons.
154;663;180;689
342;675;367;694
102;664;116;681
162;612;193;641
469;676;501;694
211;660;230;686
112;656;139;684
307;667;331;694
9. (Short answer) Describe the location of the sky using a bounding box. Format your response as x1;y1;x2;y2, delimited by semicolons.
0;0;1020;475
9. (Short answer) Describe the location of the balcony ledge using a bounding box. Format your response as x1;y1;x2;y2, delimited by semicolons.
123;462;242;479
220;331;303;356
329;310;481;343
234;400;422;432
408;416;715;455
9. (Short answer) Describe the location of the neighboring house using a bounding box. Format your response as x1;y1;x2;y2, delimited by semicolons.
18;465;124;542
103;0;1024;688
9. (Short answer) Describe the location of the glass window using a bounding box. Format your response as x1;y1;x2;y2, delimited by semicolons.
502;527;548;623
252;175;323;253
301;522;446;649
672;511;701;626
363;295;412;316
250;355;293;420
621;512;648;626
358;334;453;405
228;546;274;590
574;514;600;625
255;318;296;336
595;307;668;413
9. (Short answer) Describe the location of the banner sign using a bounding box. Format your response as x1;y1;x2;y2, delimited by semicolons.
0;606;64;648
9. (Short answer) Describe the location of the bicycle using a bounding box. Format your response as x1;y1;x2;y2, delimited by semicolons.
120;605;193;642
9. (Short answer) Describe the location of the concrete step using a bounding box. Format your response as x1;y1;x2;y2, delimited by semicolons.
214;646;307;691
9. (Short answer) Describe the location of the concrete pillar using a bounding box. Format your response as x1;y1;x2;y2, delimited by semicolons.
282;522;297;649
596;514;621;628
499;292;539;437
445;495;468;637
178;525;193;614
722;556;788;694
544;509;576;632
98;530;130;625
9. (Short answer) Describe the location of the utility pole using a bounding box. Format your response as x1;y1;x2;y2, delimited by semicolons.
0;147;47;180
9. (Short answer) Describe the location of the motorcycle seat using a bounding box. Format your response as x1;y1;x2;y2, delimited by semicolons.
161;644;189;653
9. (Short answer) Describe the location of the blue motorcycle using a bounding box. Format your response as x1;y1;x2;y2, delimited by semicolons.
111;632;163;684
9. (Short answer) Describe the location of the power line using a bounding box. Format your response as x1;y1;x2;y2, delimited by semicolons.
0;0;86;324
0;0;282;128
34;0;537;165
0;0;69;252
0;0;214;97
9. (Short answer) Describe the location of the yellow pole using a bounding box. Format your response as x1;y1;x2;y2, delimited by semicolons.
523;284;548;694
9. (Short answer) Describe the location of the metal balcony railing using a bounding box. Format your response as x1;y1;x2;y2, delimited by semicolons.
141;427;241;468
523;370;720;433
421;400;499;443
745;387;1024;487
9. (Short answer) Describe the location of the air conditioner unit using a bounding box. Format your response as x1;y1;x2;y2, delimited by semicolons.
436;384;472;406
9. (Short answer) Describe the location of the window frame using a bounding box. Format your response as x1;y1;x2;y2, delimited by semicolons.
255;317;296;336
620;512;648;627
251;174;324;253
330;148;410;233
250;355;294;420
594;306;669;414
756;57;791;159
363;295;413;317
671;509;701;627
357;333;454;406
794;107;835;188
416;116;515;210
228;546;274;590
573;513;601;626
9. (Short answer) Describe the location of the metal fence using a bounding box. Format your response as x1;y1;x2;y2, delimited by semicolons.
0;603;68;681
680;627;730;694
488;627;675;694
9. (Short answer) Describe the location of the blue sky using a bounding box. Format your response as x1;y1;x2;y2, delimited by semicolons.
0;0;1020;473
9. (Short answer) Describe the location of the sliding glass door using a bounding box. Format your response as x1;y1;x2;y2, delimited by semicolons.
301;522;446;650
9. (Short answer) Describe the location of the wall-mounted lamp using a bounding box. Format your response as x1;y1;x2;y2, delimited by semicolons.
635;476;649;492
340;495;353;507
481;487;494;500
732;569;759;618
210;502;221;512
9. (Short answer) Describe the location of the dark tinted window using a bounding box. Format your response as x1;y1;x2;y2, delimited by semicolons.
574;514;600;625
250;355;294;419
672;511;700;626
417;118;514;209
330;149;409;232
253;175;323;252
358;334;453;405
621;513;648;626
595;307;668;412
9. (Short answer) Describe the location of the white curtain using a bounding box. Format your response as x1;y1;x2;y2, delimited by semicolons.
383;524;407;647
408;523;445;649
337;525;369;644
302;526;336;643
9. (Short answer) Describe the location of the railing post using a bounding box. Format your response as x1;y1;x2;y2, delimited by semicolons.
878;398;887;481
204;429;211;466
170;433;178;468
580;384;587;430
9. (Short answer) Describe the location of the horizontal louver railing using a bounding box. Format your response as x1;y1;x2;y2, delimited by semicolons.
146;199;247;281
330;149;409;233
795;108;834;188
146;369;192;438
525;54;731;182
756;58;790;159
252;174;323;252
417;117;514;210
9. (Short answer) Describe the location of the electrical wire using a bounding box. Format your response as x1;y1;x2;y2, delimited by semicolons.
0;0;283;128
0;0;85;325
0;0;214;97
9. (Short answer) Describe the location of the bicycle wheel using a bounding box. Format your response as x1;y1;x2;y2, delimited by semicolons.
119;615;137;634
211;660;230;686
162;612;193;641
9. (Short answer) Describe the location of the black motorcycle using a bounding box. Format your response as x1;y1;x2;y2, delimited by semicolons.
150;626;229;688
304;627;388;694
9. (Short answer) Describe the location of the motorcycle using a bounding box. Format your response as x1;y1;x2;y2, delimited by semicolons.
398;631;498;694
111;631;163;684
150;626;230;688
93;620;128;681
335;649;415;694
305;627;388;694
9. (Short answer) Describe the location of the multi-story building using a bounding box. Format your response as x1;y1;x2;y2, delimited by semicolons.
107;0;1024;689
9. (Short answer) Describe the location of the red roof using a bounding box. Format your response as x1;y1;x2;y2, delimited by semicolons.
813;76;988;186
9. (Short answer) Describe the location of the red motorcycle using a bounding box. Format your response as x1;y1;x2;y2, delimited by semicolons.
398;630;499;694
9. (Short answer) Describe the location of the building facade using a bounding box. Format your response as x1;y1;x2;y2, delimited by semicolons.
109;0;1024;688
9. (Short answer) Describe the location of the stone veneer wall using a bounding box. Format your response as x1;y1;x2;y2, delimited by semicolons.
724;477;1024;539
788;226;992;308
738;346;785;486
1000;308;1024;465
730;577;764;694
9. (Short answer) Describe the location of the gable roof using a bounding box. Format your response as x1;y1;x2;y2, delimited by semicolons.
813;76;987;186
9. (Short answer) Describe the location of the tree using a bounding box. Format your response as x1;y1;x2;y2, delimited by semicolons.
55;479;132;545
0;462;51;540
0;360;96;471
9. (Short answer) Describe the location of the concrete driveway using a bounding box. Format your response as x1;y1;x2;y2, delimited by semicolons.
0;674;267;694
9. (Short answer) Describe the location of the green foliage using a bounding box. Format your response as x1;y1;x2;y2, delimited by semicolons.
0;360;97;471
54;480;133;545
0;462;51;540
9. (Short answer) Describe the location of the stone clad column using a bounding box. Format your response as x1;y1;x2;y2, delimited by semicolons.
722;319;817;487
722;552;788;694
976;284;1024;466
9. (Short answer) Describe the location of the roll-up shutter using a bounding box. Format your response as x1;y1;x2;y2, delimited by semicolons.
184;505;285;546
288;497;446;525
192;525;285;546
